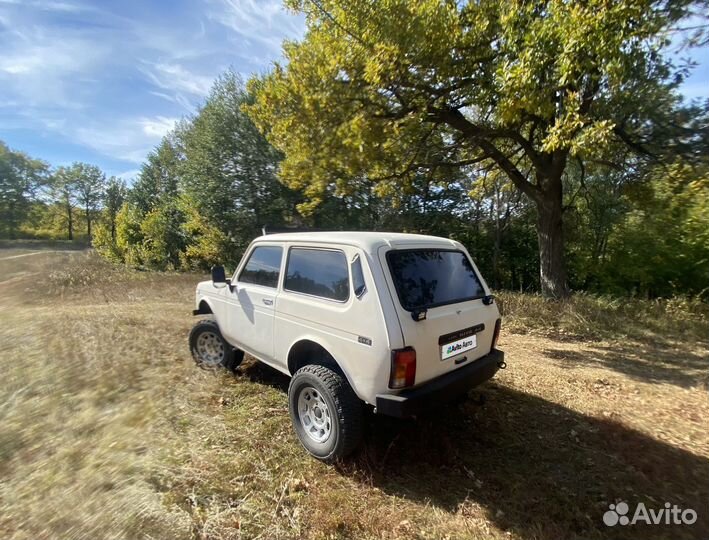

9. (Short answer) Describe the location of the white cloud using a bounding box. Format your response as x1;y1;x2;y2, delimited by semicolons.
72;115;177;164
140;116;179;137
116;168;140;182
0;17;108;110
0;0;96;12
206;0;304;59
140;62;214;97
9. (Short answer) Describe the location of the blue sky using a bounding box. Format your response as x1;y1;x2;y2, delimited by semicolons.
0;0;304;179
0;0;706;181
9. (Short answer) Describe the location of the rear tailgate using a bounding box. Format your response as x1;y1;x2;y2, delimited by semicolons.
379;243;500;386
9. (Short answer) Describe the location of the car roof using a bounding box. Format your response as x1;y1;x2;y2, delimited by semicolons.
253;231;459;252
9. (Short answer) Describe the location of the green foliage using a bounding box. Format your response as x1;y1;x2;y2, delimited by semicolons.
247;0;705;297
180;70;300;262
115;203;145;267
139;202;185;270
109;71;305;271
179;195;231;271
69;162;105;237
51;162;106;240
104;177;126;241
50;166;78;240
46;162;106;239
602;163;709;297
21;202;88;241
0;141;49;238
92;221;123;263
128;137;181;215
2;0;707;304
114;136;184;270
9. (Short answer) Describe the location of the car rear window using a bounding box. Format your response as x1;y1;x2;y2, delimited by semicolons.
387;249;484;311
285;248;349;301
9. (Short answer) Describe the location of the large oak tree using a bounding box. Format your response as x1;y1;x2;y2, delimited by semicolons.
247;0;706;297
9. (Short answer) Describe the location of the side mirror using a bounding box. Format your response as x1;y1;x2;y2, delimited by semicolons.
482;294;496;305
211;265;226;284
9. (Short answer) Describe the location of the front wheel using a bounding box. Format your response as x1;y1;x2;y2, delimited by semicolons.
288;365;363;462
189;319;243;371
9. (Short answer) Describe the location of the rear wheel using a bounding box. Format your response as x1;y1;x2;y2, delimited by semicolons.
189;319;243;371
288;365;363;462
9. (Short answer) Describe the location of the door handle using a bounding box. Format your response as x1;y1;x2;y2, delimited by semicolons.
262;298;273;306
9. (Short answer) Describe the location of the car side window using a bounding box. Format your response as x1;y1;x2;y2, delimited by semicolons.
238;246;283;288
351;254;366;297
284;248;349;301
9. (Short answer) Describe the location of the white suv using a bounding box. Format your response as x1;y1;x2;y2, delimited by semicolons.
190;232;505;461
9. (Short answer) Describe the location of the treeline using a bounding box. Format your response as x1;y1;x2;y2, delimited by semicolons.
2;77;708;299
0;142;126;244
3;68;709;299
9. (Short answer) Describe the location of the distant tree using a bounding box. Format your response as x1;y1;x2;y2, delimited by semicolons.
0;141;48;238
600;162;709;297
123;136;186;269
128;135;182;214
51;166;78;240
104;177;127;241
179;70;300;263
248;0;708;297
69;163;106;238
139;201;185;270
115;203;144;266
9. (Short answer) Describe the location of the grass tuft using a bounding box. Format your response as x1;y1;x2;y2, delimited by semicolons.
498;291;709;343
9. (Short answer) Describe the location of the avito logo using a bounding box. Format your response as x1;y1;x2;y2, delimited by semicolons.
603;502;697;527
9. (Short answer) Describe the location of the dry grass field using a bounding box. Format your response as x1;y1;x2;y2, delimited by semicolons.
1;247;707;540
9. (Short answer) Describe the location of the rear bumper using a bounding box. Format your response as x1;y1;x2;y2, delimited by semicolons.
375;349;504;418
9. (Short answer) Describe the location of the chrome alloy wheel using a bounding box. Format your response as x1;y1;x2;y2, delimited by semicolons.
297;386;332;443
195;331;224;366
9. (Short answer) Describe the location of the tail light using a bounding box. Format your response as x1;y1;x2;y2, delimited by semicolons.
492;318;502;349
389;347;416;389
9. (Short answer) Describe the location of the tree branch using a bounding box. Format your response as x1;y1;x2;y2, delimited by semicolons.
613;126;659;158
427;105;543;201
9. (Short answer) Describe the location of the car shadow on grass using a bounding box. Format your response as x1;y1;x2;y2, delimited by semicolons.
235;361;708;539
238;357;290;392
342;383;709;540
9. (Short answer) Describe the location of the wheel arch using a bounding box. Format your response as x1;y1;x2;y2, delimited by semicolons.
194;298;214;315
286;337;363;401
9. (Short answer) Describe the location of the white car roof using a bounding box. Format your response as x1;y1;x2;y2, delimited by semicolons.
253;231;459;252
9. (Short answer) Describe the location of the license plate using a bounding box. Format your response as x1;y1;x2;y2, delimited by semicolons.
441;334;477;360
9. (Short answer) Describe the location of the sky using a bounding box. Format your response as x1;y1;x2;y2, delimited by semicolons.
0;0;305;180
0;0;707;182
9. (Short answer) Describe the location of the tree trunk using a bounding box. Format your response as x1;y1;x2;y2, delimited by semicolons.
535;181;569;298
67;202;73;241
492;184;502;289
86;204;91;239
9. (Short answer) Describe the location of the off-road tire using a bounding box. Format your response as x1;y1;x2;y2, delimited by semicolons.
189;319;244;371
288;364;363;462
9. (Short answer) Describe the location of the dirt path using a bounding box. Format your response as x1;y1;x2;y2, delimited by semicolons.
0;250;80;261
